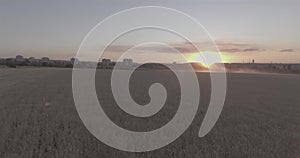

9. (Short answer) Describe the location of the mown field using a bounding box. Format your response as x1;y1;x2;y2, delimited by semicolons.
0;68;299;158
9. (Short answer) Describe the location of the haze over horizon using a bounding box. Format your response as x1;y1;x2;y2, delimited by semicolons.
1;0;299;63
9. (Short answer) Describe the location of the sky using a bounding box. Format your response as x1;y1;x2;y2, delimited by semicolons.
0;0;299;63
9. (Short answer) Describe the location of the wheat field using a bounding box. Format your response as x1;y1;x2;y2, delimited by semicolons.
0;68;299;158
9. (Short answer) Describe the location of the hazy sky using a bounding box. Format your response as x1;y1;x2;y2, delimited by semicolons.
0;0;299;63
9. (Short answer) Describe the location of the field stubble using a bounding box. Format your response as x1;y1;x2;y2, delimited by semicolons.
0;68;299;158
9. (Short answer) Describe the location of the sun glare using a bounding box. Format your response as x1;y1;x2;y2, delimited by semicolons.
186;52;229;67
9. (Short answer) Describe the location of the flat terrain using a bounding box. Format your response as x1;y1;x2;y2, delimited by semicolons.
0;68;299;158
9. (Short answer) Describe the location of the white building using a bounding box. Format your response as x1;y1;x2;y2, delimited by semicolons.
15;55;25;63
122;58;133;66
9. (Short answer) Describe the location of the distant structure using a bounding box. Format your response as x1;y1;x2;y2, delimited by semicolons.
28;57;40;66
0;55;83;68
102;58;111;66
224;63;300;73
100;58;112;69
40;57;49;66
0;58;5;65
15;55;25;64
122;58;133;67
102;59;111;65
70;58;79;65
28;57;35;61
1;55;300;74
50;60;70;67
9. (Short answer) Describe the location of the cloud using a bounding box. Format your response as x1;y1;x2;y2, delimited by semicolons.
219;48;241;52
216;42;249;48
217;42;262;53
103;41;265;54
104;45;131;52
219;48;261;53
280;49;294;52
243;48;260;52
146;46;194;53
104;42;198;54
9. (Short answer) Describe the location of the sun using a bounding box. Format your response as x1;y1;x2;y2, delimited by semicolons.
185;52;229;67
185;52;211;68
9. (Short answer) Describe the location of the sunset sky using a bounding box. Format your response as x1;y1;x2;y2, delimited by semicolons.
0;0;299;63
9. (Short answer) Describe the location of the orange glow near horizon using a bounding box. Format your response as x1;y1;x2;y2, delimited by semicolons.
185;53;209;68
185;52;230;67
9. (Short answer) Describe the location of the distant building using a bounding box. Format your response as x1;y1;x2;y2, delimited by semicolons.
99;58;112;69
41;57;50;66
122;58;133;66
28;57;36;62
49;60;70;67
70;58;79;65
5;58;15;62
0;58;5;64
102;58;111;66
41;57;50;62
28;57;41;66
15;55;25;63
291;64;300;72
4;58;15;67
